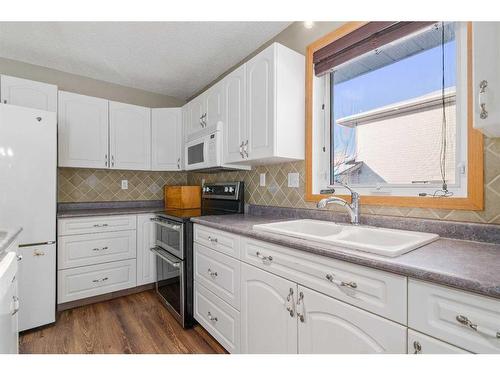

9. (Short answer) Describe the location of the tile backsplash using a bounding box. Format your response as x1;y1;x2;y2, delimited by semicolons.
58;168;187;202
58;137;500;225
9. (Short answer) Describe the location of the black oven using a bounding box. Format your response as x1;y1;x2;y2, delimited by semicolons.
150;182;244;329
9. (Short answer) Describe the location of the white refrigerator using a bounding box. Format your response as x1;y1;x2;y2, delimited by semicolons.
0;103;56;331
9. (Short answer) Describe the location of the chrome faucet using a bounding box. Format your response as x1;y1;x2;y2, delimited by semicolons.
317;182;360;225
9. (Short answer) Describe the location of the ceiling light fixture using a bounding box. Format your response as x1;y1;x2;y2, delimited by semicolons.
304;21;314;29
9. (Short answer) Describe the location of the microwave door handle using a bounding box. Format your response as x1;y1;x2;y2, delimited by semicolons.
150;247;182;268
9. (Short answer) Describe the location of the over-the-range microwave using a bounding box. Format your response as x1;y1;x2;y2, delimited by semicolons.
185;130;250;172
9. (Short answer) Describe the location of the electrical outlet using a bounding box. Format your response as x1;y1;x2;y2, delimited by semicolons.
121;180;128;190
288;172;300;188
259;173;266;187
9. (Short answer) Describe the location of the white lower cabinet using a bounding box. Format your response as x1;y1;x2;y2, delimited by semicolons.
193;224;498;354
408;330;470;354
408;279;500;353
240;263;297;354
297;285;406;354
58;259;136;303
136;214;156;286
194;282;240;353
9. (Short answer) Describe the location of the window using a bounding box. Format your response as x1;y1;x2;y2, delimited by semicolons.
318;22;468;197
306;22;483;210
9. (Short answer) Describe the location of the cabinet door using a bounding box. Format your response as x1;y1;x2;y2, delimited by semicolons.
0;75;57;112
109;101;151;170
408;330;470;354
204;82;224;130
473;22;500;137
0;253;18;354
245;45;275;160
18;243;56;331
223;65;247;163
151;108;182;171
187;95;205;138
136;214;156;286
297;285;406;354
58;91;109;168
241;263;297;353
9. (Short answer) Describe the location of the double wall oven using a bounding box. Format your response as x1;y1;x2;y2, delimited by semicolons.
150;182;244;328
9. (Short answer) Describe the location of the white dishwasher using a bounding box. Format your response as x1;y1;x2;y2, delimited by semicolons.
0;251;19;354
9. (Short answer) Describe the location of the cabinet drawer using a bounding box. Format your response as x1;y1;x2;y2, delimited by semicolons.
58;230;137;269
408;279;500;353
57;259;137;303
241;237;407;324
194;243;241;310
58;215;136;236
408;329;470;354
194;225;240;258
194;282;240;353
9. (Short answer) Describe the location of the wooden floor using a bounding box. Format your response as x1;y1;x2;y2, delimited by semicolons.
19;290;226;354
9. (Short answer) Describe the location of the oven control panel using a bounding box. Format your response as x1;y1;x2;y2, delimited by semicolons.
202;182;242;200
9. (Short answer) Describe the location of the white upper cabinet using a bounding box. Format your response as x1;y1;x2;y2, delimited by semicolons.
186;95;205;139
240;263;297;354
151;108;183;171
58;91;109;168
109;101;151;170
186;82;224;141
246;44;275;161
297;285;407;354
223;65;247;164
473;22;500;137
204;81;224;131
222;43;305;165
0;75;57;112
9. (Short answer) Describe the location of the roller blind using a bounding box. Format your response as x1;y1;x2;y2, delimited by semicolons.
313;21;436;76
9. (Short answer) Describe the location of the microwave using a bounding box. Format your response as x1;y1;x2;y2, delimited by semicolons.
185;130;222;170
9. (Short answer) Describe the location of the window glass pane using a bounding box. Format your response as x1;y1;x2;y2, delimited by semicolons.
330;22;457;187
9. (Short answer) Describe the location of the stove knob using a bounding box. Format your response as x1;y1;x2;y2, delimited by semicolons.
224;187;228;192
229;187;234;193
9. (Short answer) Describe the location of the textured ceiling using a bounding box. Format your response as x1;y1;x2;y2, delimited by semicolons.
0;22;291;100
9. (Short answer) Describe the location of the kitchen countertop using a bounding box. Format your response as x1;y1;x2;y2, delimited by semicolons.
57;206;163;218
191;214;500;300
0;227;22;254
57;200;164;218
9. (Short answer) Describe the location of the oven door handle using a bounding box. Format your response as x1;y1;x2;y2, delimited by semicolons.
150;218;182;232
150;246;182;268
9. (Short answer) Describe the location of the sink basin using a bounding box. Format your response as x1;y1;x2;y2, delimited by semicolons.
252;219;439;257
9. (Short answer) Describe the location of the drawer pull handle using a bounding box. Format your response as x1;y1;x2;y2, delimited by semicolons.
413;341;422;354
286;288;295;317
92;246;109;251
207;236;218;243
325;274;357;289
93;224;109;228
33;250;45;256
256;251;273;264
92;277;109;283
207;311;218;322
456;315;500;339
207;268;218;278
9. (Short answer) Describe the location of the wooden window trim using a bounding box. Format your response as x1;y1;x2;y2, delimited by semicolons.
304;22;484;210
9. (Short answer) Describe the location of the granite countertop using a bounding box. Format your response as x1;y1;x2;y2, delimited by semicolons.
0;227;23;254
191;214;500;300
